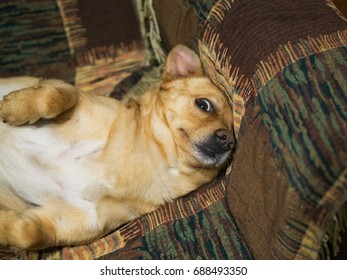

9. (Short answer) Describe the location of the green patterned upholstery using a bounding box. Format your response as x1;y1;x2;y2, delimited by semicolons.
199;0;347;259
0;0;144;95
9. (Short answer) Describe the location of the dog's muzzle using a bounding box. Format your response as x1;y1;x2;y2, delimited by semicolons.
195;129;235;166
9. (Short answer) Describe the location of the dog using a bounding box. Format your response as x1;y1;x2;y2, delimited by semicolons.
0;45;234;250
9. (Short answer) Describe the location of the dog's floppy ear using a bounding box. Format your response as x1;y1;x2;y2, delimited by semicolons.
162;45;203;82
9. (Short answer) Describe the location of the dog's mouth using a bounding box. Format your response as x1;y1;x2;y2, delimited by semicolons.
194;142;234;167
193;130;236;167
179;128;235;168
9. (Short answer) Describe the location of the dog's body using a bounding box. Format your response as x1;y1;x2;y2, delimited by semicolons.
0;45;234;250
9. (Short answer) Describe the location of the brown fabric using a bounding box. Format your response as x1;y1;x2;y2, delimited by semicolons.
56;0;144;96
153;0;200;52
226;122;289;259
199;0;347;259
226;46;347;259
217;0;347;79
77;0;141;50
332;0;347;17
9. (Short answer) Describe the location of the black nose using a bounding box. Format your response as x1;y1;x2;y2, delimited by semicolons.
215;129;235;151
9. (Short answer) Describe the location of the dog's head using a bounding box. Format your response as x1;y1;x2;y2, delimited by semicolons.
157;45;235;169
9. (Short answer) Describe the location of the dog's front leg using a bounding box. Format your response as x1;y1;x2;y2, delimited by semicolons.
0;79;80;125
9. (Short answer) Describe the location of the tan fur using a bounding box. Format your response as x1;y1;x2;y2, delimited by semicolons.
0;45;234;250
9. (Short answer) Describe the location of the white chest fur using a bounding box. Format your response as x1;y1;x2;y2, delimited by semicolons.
0;123;106;210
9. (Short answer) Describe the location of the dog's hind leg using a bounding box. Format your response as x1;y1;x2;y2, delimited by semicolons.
0;79;80;126
0;209;56;250
0;189;30;213
0;200;101;250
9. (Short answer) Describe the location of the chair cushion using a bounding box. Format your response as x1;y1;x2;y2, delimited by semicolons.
199;0;347;259
0;0;144;96
153;0;218;52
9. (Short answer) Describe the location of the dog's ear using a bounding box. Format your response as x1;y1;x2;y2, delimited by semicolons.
162;45;203;82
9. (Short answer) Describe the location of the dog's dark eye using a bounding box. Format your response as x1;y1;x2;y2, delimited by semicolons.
195;98;214;112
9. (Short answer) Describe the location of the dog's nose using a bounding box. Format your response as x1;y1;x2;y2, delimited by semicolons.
215;129;234;151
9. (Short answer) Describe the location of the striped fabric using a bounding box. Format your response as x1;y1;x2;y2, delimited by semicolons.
199;0;347;259
0;0;144;95
57;0;87;55
187;0;219;21
152;0;219;53
0;0;73;80
255;48;347;258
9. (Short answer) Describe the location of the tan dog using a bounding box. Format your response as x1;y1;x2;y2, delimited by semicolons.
0;45;234;250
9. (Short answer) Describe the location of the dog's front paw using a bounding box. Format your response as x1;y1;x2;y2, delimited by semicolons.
0;88;42;125
0;84;70;126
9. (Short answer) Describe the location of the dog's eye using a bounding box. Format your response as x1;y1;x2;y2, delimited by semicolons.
195;98;214;112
